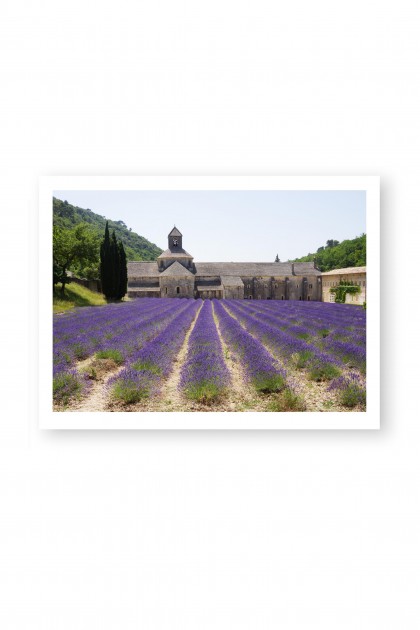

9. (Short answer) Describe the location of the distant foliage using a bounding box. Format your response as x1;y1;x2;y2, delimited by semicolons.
291;234;366;271
53;223;99;295
53;197;162;268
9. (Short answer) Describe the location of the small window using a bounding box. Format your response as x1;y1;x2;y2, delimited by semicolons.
363;281;366;287
165;287;168;294
309;284;312;289
299;296;302;301
249;295;252;300
281;295;284;300
307;296;311;300
176;286;180;294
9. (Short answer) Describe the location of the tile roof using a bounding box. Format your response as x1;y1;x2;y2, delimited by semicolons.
321;266;366;276
127;260;321;279
160;261;194;276
221;276;244;287
194;262;321;276
168;226;182;237
157;248;193;259
127;261;159;277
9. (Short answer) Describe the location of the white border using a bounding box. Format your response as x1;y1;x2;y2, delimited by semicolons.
39;176;380;430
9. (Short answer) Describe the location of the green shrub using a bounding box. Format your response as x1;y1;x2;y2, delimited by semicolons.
53;372;82;404
340;385;367;408
111;379;149;404
308;363;341;382
185;381;225;404
131;360;161;375
291;350;313;369
95;349;124;364
254;374;286;393
268;388;306;411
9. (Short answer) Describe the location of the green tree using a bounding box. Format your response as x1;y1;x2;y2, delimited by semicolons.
100;223;127;300
100;221;113;298
53;224;99;296
117;240;128;299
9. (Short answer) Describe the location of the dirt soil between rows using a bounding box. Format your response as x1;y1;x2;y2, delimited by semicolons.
57;303;365;413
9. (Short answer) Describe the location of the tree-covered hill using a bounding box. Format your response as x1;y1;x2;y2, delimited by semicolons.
53;197;162;262
289;234;366;272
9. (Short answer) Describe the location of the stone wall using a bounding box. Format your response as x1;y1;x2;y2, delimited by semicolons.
159;276;195;298
322;272;366;304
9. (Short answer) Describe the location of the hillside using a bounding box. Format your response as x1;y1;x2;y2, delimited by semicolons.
289;234;366;272
53;197;163;262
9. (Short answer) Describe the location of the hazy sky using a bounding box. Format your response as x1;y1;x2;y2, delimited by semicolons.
54;190;366;261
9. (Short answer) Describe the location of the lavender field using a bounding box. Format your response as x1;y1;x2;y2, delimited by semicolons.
53;298;366;412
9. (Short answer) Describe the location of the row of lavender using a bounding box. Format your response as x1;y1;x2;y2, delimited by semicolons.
53;299;194;404
107;300;201;403
222;300;366;408
179;301;231;402
53;297;366;410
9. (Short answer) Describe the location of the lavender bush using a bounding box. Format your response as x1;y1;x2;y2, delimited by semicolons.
179;301;230;403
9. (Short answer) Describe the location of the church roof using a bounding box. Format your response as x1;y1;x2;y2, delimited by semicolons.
127;260;321;278
321;266;366;276
127;261;159;277
194;262;321;277
160;261;194;277
221;276;244;287
168;226;182;237
157;248;193;259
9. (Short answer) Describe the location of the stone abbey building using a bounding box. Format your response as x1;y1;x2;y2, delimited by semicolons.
127;227;323;301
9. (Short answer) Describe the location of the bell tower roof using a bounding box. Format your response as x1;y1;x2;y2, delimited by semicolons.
168;226;182;237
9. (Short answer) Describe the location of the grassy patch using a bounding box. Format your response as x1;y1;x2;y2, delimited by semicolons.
268;388;306;411
291;350;313;369
297;332;311;340
339;385;366;408
111;379;149;404
71;342;90;360
53;372;83;404
254;374;286;394
185;381;226;404
308;363;341;382
132;361;162;375
53;282;107;313
318;328;330;338
95;349;124;364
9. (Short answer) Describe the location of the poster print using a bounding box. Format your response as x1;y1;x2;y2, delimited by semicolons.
40;176;380;429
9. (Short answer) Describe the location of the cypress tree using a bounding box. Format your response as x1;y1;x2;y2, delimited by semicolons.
110;230;119;298
117;240;128;299
100;221;113;298
100;222;128;300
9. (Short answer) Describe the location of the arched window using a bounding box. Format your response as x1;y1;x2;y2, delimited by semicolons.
281;295;284;300
165;287;168;294
176;286;180;294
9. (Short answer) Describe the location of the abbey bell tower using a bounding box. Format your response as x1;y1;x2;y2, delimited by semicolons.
157;226;194;272
168;226;183;251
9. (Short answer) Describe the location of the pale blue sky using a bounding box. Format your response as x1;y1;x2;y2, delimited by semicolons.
54;190;365;262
